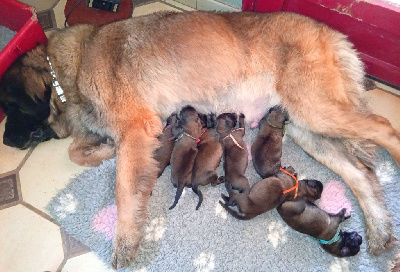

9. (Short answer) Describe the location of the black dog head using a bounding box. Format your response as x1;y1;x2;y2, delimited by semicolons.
0;54;58;149
339;231;362;257
297;179;323;202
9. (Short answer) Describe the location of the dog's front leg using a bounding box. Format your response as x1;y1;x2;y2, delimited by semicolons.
287;124;396;255
111;127;161;269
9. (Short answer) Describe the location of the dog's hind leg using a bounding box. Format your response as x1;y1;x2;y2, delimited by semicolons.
169;184;184;210
191;184;204;210
286;124;396;255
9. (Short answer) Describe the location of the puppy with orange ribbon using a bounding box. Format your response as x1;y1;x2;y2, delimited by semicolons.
219;166;323;220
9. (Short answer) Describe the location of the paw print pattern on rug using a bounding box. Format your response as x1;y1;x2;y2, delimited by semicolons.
318;180;352;217
92;204;117;240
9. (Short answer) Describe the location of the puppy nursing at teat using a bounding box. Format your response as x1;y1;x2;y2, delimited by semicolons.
216;113;250;195
191;113;223;210
169;106;203;210
251;106;287;178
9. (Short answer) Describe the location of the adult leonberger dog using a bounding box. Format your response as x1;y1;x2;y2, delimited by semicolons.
0;11;399;268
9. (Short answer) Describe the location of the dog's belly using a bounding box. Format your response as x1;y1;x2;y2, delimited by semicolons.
155;73;281;124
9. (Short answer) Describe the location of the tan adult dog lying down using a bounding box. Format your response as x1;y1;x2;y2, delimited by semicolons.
0;11;399;268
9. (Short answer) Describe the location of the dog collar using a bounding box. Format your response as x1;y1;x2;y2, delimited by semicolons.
280;168;298;198
46;56;66;103
313;228;341;245
176;132;200;143
221;128;245;149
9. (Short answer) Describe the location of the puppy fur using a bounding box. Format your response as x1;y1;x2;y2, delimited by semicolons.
251;106;286;178
169;106;202;210
191;113;223;210
217;113;250;194
220;167;323;220
277;200;362;257
154;113;178;178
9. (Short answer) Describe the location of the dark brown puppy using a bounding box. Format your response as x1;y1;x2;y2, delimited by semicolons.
153;113;178;178
216;113;250;194
251;106;287;178
220;167;323;220
169;106;202;210
277;200;362;257
191;113;223;210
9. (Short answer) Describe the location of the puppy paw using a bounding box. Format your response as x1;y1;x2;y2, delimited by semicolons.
111;228;142;269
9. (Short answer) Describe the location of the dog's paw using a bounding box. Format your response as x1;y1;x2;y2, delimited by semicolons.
111;229;142;269
366;224;397;255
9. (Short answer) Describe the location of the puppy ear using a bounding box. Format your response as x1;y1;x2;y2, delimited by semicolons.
207;113;217;128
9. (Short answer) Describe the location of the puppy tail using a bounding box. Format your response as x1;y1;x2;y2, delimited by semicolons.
169;185;184;210
218;201;255;220
192;184;204;210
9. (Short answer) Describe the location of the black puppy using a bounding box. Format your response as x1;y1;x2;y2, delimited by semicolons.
169;106;202;210
277;199;362;257
216;113;250;194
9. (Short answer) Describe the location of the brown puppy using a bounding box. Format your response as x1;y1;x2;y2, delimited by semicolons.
2;11;399;267
153;113;178;178
169;106;202;210
191;113;223;210
252;106;287;178
277;200;362;257
220;167;323;220
216;113;250;194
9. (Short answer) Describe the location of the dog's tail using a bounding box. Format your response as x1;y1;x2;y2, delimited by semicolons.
169;185;184;210
219;201;255;220
192;184;204;210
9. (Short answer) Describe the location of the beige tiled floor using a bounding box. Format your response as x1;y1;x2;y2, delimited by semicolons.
0;1;399;271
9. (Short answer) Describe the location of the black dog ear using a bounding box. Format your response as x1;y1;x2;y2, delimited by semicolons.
207;113;217;128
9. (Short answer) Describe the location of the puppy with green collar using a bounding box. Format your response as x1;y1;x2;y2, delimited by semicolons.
277;199;362;257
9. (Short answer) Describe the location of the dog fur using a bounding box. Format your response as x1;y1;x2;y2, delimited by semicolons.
277;200;363;257
251;106;286;178
0;11;399;268
217;113;250;194
191;113;223;210
169;106;202;210
220;167;323;220
154;113;178;178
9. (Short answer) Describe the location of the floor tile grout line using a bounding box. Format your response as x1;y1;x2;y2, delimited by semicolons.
16;146;36;172
56;258;67;272
20;201;61;226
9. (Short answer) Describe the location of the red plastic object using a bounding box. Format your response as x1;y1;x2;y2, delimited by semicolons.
0;0;47;122
242;0;400;88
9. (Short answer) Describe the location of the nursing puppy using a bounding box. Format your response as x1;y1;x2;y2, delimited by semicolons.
277;200;362;257
1;11;399;267
220;167;323;220
169;106;202;210
191;113;223;210
154;113;178;178
252;106;287;178
216;113;250;194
